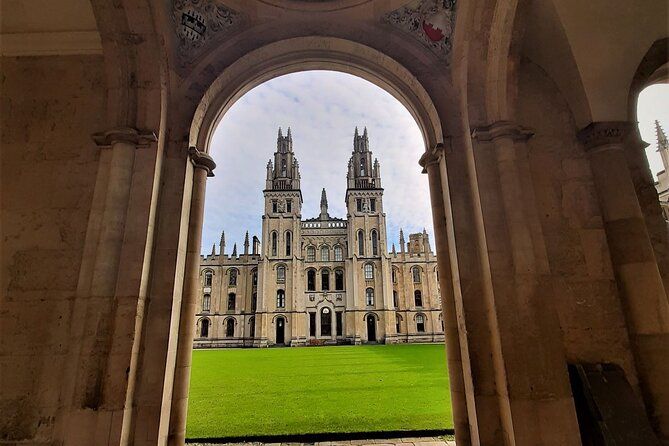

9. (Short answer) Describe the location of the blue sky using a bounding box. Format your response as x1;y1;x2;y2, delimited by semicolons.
201;71;669;255
201;71;432;254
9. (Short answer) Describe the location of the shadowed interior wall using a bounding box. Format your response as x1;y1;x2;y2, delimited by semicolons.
0;55;105;441
517;59;639;385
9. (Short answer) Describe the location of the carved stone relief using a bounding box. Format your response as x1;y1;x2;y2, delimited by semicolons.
384;0;456;62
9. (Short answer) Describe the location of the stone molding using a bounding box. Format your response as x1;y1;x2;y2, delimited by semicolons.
188;147;216;177
471;121;534;142
92;128;158;148
0;31;102;56
577;121;635;151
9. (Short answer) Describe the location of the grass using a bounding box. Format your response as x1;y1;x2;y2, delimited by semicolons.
186;344;453;439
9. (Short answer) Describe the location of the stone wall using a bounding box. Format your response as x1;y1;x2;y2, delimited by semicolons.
0;55;105;441
517;59;638;384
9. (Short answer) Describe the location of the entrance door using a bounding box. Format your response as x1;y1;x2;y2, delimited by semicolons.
276;317;285;345
366;315;376;342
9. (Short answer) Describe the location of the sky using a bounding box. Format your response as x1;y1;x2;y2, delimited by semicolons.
201;71;431;254
201;71;669;255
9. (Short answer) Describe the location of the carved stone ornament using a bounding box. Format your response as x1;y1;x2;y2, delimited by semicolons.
188;147;217;177
383;0;456;62
172;0;242;64
577;121;635;151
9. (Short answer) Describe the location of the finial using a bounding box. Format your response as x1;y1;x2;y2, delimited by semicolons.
287;127;292;140
363;126;368;138
232;243;237;257
219;230;226;254
211;243;216;256
656;120;668;150
321;188;327;205
392;243;396;255
278;127;283;138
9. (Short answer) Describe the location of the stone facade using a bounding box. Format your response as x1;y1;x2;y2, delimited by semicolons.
194;128;443;347
653;121;669;219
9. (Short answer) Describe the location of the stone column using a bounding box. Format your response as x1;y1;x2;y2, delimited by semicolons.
167;148;215;445
579;122;669;440
473;122;580;445
420;144;472;446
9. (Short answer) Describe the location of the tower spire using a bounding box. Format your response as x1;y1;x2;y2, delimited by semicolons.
219;230;226;255
244;231;250;255
211;243;216;256
656;120;669;173
319;188;329;220
399;229;406;254
232;243;237;257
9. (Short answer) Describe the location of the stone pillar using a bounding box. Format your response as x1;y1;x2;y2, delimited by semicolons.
473;122;580;445
420;144;472;446
579;122;669;440
167;148;215;446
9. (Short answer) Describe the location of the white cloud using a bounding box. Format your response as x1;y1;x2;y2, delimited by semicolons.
201;71;433;253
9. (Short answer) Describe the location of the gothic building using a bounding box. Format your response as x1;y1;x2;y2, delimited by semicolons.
194;128;443;347
653;121;669;220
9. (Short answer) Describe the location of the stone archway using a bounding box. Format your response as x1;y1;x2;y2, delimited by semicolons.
168;36;455;445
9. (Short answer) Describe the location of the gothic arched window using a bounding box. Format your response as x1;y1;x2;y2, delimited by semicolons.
392;267;398;284
412;266;421;283
285;231;292;256
334;269;344;290
393;290;398;307
276;289;285;308
204;270;212;287
360;158;366;176
321;308;332;336
202;294;211;312
371;230;379;256
271;232;278;256
252;269;258;287
307;269;316;291
281;159;287;176
229;268;238;286
200;319;209;338
321;269;330;291
364;263;374;280
306;246;316;262
334;245;343;261
277;265;286;283
357;230;365;256
414;290;423;307
321;246;330;261
251;292;257;312
365;287;374;306
416;314;425;333
226;318;235;337
396;315;402;334
228;293;236;311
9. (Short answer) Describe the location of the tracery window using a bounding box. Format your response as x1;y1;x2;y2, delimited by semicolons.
357;230;365;256
204;271;212;287
229;269;238;286
271;232;278;256
360;158;366;176
416;314;425;333
307;269;316;291
396;315;402;334
200;319;209;338
334;269;344;290
306;246;316;262
393;290;398;308
321;308;332;336
365;287;374;306
321;246;330;262
334;245;343;261
392;267;398;284
321;269;330;291
226;318;235;337
228;293;236;311
414;290;423;307
202;294;211;312
412;266;421;283
371;230;379;256
285;231;292;256
277;265;286;283
251;293;257;312
276;289;285;308
252;269;258;287
286;199;292;213
364;263;374;280
370;198;376;212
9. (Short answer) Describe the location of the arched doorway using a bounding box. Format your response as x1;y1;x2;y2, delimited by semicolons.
276;316;286;345
366;314;376;343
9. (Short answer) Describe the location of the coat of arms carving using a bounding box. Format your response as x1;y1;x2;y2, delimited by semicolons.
384;0;456;62
173;0;242;64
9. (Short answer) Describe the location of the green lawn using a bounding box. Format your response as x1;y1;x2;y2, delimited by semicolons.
186;344;453;439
